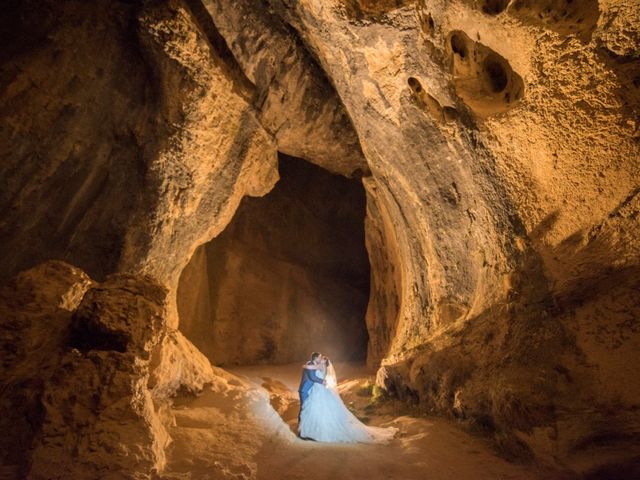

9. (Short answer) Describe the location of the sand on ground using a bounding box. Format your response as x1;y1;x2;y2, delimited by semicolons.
159;363;561;480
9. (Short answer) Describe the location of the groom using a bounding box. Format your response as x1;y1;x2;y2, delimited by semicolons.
298;352;326;421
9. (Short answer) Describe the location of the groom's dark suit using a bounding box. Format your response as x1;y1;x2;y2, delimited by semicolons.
298;361;324;406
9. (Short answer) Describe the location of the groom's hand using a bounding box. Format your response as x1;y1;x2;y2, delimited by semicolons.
323;379;327;385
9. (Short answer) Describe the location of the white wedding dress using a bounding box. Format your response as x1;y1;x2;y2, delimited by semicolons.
298;366;398;443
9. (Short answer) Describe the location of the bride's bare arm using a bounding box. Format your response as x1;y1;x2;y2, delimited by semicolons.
302;364;319;370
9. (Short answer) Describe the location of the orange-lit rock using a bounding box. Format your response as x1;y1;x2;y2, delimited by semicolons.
0;0;638;477
177;154;370;365
0;262;93;475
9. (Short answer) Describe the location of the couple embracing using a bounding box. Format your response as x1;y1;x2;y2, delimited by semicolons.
297;352;397;443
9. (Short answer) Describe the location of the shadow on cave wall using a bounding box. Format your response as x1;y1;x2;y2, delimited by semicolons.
378;189;640;467
177;154;371;366
0;0;153;284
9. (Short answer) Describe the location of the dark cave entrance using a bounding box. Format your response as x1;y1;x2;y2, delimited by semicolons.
177;154;370;366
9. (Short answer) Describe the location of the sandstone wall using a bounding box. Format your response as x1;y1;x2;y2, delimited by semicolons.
264;0;640;469
0;1;153;282
0;0;370;330
177;155;370;365
0;0;280;325
0;261;217;478
0;0;638;475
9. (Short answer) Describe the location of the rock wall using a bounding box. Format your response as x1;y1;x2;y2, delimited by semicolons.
199;0;369;177
0;262;93;476
0;0;639;476
0;0;277;316
265;0;640;469
0;1;152;282
0;0;364;327
0;261;216;478
177;155;370;365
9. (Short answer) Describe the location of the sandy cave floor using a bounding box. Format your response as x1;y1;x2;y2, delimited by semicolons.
159;363;563;480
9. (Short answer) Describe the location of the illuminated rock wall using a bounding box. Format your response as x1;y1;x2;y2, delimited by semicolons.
177;155;370;365
0;0;638;475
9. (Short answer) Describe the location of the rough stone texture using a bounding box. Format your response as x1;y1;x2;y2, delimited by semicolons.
446;29;525;118
0;1;153;283
0;262;214;479
177;155;370;365
264;0;640;471
0;0;639;476
0;0;281;329
119;0;280;328
363;179;402;367
148;329;217;399
0;0;372;331
0;261;93;477
29;273;169;479
201;0;369;177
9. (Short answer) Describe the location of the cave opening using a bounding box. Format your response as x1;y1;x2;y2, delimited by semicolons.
177;154;371;367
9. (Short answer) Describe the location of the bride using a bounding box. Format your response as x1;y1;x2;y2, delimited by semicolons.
298;355;397;443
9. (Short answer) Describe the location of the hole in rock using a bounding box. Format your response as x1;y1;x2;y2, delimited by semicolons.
447;30;525;118
483;56;508;93
480;0;510;15
177;154;370;366
450;33;468;59
408;76;422;92
427;14;435;31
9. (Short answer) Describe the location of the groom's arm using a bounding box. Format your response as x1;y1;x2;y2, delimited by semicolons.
304;368;325;384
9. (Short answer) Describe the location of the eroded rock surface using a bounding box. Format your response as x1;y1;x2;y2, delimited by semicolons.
263;0;639;471
0;261;93;476
0;1;153;283
0;0;639;477
201;0;369;177
30;273;169;478
0;262;214;479
177;155;370;365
